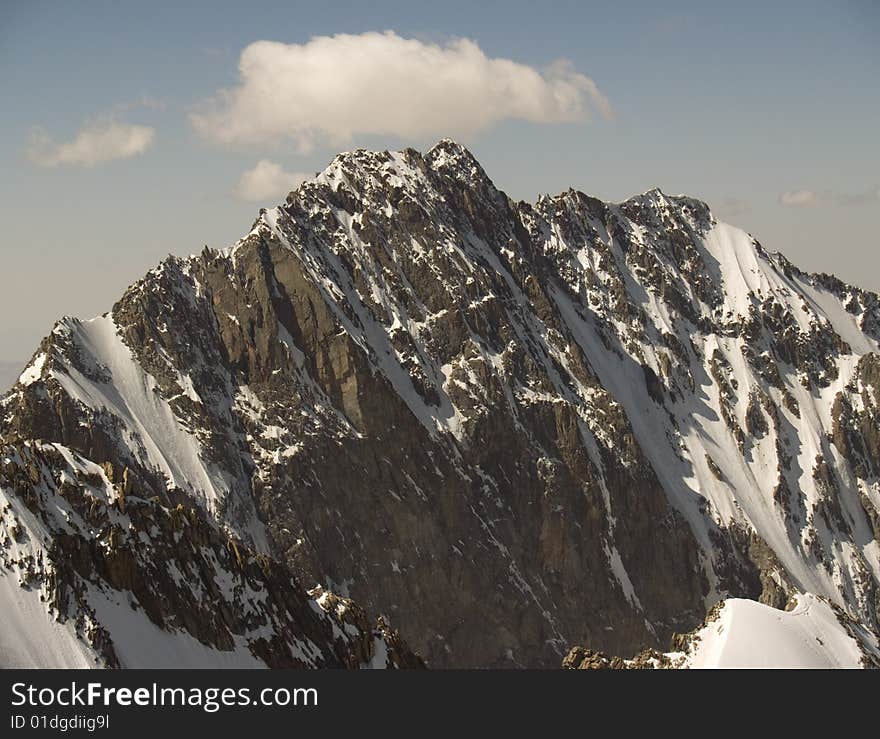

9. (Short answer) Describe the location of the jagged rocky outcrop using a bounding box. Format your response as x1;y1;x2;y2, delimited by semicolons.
2;139;879;667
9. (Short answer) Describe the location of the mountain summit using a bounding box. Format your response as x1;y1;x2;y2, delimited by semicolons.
2;140;879;667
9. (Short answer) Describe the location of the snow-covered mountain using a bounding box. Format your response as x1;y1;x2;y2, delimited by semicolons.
2;139;879;668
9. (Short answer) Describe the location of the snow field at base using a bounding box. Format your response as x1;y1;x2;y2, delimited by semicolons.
683;595;867;668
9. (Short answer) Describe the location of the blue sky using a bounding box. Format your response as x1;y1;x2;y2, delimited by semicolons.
1;0;878;364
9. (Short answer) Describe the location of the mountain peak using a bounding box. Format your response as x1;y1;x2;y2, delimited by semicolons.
425;138;491;185
426;136;475;159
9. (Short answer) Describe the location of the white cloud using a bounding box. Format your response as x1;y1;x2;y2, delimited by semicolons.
779;187;880;208
235;160;310;201
191;31;613;152
27;120;155;167
779;189;819;207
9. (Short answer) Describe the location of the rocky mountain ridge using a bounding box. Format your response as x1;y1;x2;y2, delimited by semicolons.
2;139;879;667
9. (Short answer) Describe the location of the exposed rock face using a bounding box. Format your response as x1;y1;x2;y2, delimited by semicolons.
2;139;879;667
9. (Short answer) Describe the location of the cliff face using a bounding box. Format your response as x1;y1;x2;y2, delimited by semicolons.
3;139;879;667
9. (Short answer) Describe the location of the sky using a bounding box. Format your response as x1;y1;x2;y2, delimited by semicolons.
1;0;878;374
